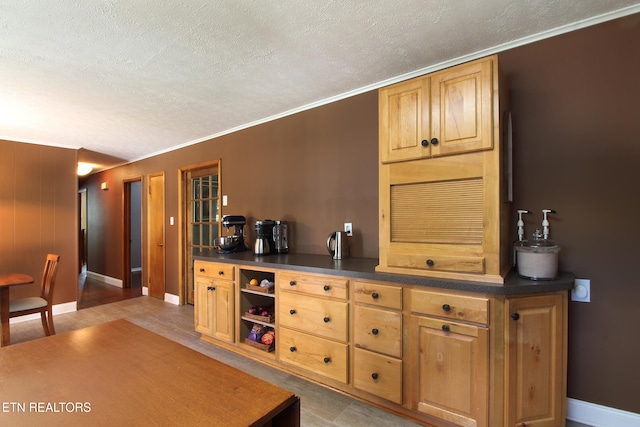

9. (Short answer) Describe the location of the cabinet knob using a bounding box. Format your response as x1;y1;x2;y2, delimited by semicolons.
442;304;451;312
426;259;435;267
289;346;297;352
372;328;379;335
289;309;296;315
218;271;224;275
289;280;296;286
323;285;331;291
511;313;520;321
442;324;450;332
430;137;439;145
323;316;330;323
207;286;216;291
199;268;205;273
371;292;379;299
421;139;429;147
323;357;331;364
371;372;379;380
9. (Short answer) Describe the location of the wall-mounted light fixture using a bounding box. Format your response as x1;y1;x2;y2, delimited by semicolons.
77;162;94;176
101;182;108;191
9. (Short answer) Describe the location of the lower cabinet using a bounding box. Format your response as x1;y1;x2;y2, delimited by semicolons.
408;315;489;427
193;260;568;427
506;294;566;427
194;275;235;343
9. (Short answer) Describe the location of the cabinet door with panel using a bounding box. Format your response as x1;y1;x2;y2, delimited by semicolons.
506;294;566;427
408;315;489;427
193;261;235;343
194;275;215;337
430;57;494;156
379;77;432;163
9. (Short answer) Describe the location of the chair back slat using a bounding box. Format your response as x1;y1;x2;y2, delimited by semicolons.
40;254;60;302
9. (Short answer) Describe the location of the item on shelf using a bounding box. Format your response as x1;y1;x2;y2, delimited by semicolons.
245;305;275;323
248;324;265;342
245;280;274;293
261;330;275;346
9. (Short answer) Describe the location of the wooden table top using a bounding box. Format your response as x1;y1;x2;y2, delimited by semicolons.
0;319;299;426
0;273;34;287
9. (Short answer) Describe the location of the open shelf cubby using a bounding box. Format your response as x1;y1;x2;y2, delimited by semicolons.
239;268;276;354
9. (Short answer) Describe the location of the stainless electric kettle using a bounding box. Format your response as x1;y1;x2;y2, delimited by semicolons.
327;231;349;260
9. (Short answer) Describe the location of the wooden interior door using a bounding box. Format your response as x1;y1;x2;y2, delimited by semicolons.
182;162;220;305
148;172;165;299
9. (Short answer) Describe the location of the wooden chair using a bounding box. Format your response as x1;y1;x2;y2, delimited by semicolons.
9;254;60;336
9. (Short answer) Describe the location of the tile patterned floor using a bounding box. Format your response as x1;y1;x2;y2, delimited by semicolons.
8;296;592;427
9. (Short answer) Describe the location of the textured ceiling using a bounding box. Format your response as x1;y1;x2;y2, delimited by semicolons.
1;1;639;172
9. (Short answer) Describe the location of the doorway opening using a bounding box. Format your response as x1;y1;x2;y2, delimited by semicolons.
123;178;143;288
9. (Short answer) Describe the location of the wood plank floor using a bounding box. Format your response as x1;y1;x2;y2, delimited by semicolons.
9;286;591;427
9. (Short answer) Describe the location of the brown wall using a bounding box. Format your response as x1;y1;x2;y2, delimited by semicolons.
0;140;78;305
499;14;640;413
80;14;640;414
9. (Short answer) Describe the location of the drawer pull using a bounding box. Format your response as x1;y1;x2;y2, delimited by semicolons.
218;271;224;275
207;286;215;291
323;285;331;291
323;357;331;364
289;309;296;315
426;259;435;267
289;280;296;286
371;328;379;335
371;372;379;380
371;292;379;299
442;304;451;312
511;313;520;321
442;324;450;332
289;346;297;352
323;316;330;323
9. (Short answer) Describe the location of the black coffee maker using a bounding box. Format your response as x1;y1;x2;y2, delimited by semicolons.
254;220;275;255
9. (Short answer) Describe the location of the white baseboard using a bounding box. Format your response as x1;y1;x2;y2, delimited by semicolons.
140;286;179;305
86;271;123;288
568;398;640;427
164;293;180;305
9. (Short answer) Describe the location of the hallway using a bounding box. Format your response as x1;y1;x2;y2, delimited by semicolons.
77;267;142;309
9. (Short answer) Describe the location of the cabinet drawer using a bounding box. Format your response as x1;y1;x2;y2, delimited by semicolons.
410;289;489;325
353;348;402;404
354;306;402;358
353;281;402;310
194;261;235;281
279;291;348;342
278;272;348;300
278;327;349;384
388;252;485;274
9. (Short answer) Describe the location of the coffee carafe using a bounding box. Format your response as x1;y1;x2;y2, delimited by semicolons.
254;220;275;255
273;221;289;254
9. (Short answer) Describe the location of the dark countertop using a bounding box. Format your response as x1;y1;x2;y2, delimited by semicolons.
192;249;574;296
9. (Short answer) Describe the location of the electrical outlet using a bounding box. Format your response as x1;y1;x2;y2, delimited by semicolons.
572;279;590;302
344;223;353;236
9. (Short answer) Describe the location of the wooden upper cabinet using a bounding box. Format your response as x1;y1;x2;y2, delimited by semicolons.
431;57;494;156
379;77;431;163
380;56;494;164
